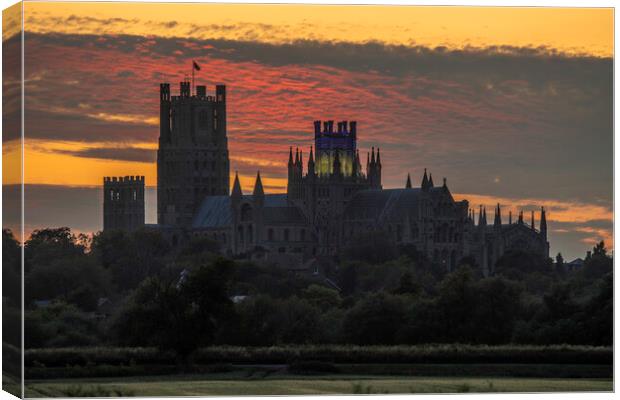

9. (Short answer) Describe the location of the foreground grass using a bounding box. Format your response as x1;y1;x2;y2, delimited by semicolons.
25;375;612;397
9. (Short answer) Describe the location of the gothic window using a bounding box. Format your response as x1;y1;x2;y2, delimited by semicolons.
115;191;120;201
109;190;114;201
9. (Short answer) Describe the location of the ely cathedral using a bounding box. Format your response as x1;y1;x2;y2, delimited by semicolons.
103;79;549;275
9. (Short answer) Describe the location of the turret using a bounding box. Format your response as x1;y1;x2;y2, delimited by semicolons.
231;171;242;208
287;147;294;182
406;173;412;189
308;146;316;177
494;203;501;228
421;168;429;191
159;83;171;144
428;173;434;188
540;206;547;241
253;171;264;207
375;148;382;187
478;205;486;227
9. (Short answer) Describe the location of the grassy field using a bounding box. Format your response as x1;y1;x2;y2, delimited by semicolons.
25;374;613;397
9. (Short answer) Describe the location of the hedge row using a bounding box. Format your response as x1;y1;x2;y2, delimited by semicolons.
24;344;612;368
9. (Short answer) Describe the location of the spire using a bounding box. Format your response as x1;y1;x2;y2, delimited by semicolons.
308;146;315;176
442;177;447;188
309;146;314;163
472;208;476;225
483;206;487;225
518;210;524;224
540;206;548;240
531;210;535;230
509;210;512;224
376;148;381;166
288;147;294;166
478;205;484;226
494;203;501;226
421;168;429;190
406;173;412;189
371;147;376;164
295;147;299;165
428;173;434;188
253;171;264;197
232;171;242;198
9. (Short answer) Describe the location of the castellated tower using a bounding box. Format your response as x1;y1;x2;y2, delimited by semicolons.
287;120;380;255
103;176;145;231
157;81;230;227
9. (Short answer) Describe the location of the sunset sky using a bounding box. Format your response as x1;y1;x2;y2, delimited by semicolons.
2;2;613;260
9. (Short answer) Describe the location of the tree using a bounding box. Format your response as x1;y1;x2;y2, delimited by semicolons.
393;270;421;296
593;241;607;257
3;229;21;306
25;227;85;272
471;276;522;344
25;255;110;309
111;258;235;357
436;266;477;341
92;228;171;291
301;284;341;311
342;293;407;345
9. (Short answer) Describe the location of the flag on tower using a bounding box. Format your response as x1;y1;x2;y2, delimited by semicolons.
193;60;201;71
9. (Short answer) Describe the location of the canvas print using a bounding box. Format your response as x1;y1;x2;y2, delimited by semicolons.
2;2;613;397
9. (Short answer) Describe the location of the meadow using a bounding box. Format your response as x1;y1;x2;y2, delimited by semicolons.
24;374;613;397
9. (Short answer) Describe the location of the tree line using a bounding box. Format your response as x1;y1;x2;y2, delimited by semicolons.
3;227;612;357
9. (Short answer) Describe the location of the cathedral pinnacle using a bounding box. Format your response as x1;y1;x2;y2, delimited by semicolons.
406;173;412;189
253;171;264;197
232;171;242;197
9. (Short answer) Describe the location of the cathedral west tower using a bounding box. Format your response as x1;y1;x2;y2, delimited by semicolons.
157;81;230;227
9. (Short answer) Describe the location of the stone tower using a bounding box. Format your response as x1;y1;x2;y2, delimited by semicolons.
288;120;378;255
103;176;145;231
157;81;230;227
